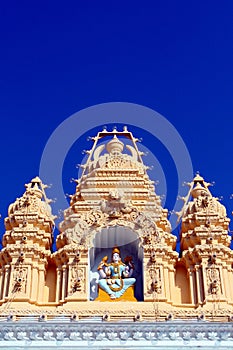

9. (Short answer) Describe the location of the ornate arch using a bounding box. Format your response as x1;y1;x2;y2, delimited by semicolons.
62;207;160;250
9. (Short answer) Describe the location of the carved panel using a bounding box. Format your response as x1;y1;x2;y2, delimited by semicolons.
206;267;221;295
69;265;85;295
12;267;28;293
146;267;162;295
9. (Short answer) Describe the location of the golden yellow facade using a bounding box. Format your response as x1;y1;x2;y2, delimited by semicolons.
0;127;233;321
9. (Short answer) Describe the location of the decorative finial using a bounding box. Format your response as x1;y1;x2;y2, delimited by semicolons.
193;173;204;183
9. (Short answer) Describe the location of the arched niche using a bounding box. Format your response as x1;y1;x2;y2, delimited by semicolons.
89;225;143;301
174;262;191;304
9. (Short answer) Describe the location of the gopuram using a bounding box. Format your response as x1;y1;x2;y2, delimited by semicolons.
1;126;233;349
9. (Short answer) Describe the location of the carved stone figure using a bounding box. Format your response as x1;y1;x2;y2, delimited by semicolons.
206;267;220;295
100;189;133;218
147;267;162;294
70;266;84;293
97;247;136;299
13;267;28;293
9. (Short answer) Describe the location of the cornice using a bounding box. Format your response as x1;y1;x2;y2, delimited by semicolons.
0;318;233;348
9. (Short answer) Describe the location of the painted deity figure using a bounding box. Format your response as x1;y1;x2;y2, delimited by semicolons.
97;247;136;299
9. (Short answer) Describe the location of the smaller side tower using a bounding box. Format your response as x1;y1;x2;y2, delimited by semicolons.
180;174;233;307
0;177;55;306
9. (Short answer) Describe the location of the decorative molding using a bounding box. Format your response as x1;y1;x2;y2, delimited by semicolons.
0;318;233;347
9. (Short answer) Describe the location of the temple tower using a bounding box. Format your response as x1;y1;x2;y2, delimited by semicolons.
54;126;178;303
1;129;233;348
180;174;233;307
0;177;55;306
0;127;233;325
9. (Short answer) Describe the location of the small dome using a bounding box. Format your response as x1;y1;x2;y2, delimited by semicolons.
106;135;124;154
191;182;209;198
28;180;43;199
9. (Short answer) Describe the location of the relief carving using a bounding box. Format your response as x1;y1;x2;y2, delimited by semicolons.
65;219;89;245
64;193;158;247
100;189;134;218
70;266;85;294
206;267;220;295
105;156;129;169
12;267;28;293
147;267;162;294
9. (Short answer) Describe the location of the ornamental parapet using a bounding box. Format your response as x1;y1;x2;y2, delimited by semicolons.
0;317;233;348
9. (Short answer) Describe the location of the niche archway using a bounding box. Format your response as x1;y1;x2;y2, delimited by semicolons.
89;225;143;301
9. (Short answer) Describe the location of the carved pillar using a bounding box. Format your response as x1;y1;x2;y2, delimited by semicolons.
223;267;230;299
164;267;170;301
195;266;202;305
25;265;32;298
30;266;39;302
199;265;205;303
168;267;175;301
68;261;76;296
3;265;10;299
56;267;62;302
188;267;195;304
37;268;45;302
80;263;88;300
219;267;225;297
61;265;67;301
80;256;89;300
202;263;209;302
143;253;152;301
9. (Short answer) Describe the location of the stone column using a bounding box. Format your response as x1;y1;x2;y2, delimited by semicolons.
199;265;205;303
188;267;195;304
164;267;170;301
30;266;39;302
37;268;45;302
61;265;67;301
219;267;226;298
3;265;10;299
195;266;202;305
168;267;175;302
143;254;151;300
56;267;62;302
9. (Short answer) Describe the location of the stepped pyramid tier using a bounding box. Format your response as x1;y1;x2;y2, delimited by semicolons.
54;126;178;303
0;177;56;305
179;174;233;306
68;134;164;217
59;128;171;241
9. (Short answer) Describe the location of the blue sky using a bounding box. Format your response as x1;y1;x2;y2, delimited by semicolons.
0;1;233;246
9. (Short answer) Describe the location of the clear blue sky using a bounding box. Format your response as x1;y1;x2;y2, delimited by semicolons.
0;1;233;245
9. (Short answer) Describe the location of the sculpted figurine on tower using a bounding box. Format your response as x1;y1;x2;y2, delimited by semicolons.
97;247;136;300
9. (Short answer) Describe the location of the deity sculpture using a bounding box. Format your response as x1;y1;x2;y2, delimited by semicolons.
97;247;136;299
